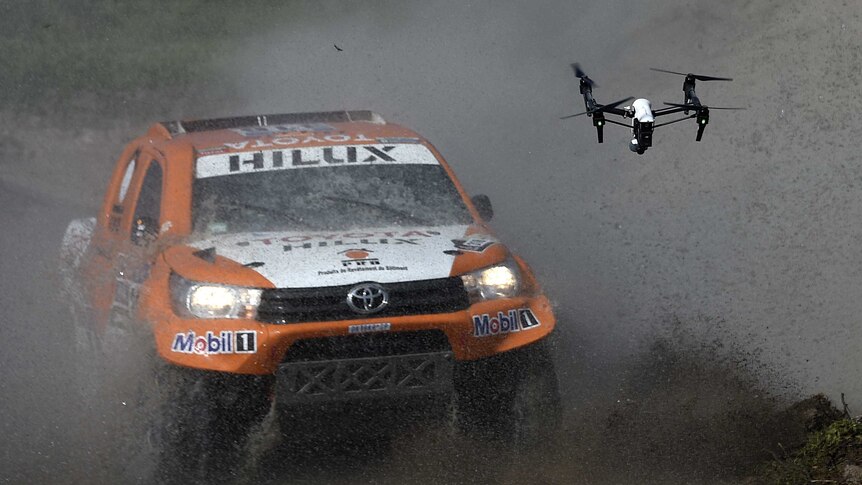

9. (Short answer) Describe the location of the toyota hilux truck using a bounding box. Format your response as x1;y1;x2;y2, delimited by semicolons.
61;110;560;482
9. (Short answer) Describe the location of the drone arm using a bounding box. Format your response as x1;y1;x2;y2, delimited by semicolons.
598;107;633;118
683;75;702;106
559;101;631;121
652;114;696;129
600;118;632;129
652;110;710;141
579;78;598;113
652;106;691;117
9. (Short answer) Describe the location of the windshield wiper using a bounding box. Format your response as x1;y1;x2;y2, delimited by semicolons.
319;195;431;226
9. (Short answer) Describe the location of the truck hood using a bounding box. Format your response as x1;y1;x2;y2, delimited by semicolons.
188;225;500;288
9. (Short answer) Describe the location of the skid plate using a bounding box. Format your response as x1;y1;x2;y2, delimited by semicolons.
277;351;454;404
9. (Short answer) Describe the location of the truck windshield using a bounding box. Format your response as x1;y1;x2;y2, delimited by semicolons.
192;164;473;234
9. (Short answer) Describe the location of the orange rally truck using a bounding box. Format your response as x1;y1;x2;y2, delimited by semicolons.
61;110;560;479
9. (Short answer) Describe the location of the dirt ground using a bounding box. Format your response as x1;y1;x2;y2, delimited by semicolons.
2;0;862;483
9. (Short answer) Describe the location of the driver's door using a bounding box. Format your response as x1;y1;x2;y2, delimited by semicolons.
110;156;165;327
81;148;140;329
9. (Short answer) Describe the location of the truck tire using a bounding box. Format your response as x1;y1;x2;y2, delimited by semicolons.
454;338;561;447
153;366;274;484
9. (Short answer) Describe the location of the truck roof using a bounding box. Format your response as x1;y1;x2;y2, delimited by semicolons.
147;110;427;156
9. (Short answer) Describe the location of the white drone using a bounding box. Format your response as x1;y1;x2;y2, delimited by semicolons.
562;64;742;154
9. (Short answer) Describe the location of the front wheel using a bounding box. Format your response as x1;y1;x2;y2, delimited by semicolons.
153;365;274;484
453;338;562;447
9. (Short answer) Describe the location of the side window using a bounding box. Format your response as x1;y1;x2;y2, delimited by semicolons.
130;161;163;242
117;156;137;204
108;152;138;233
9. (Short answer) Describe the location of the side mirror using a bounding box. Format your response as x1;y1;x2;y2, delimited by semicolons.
131;216;159;246
471;194;494;221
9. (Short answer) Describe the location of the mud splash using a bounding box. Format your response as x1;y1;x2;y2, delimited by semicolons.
240;316;807;485
503;318;807;484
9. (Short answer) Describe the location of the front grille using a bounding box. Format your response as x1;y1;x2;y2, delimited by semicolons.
282;330;452;362
257;277;469;324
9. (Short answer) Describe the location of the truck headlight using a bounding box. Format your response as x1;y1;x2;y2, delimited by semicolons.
460;259;521;303
170;274;262;319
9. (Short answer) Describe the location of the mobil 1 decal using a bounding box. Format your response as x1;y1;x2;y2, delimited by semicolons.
171;330;257;355
196;143;439;179
472;308;541;338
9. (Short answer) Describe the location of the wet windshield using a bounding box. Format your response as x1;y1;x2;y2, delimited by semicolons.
192;163;473;234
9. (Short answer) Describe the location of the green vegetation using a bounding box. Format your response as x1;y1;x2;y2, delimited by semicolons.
757;417;862;484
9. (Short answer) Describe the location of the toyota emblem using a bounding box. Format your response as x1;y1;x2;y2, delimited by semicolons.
346;283;389;314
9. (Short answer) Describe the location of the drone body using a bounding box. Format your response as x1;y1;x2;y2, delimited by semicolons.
562;64;741;155
628;98;655;154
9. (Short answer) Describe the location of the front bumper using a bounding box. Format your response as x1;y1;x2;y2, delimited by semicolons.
140;265;557;375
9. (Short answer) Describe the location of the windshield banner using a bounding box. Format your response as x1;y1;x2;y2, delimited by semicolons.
196;144;440;179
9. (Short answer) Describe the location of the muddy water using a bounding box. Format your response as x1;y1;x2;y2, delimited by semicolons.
2;0;862;483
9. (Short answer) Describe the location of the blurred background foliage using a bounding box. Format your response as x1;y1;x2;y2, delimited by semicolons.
0;0;292;116
0;0;413;120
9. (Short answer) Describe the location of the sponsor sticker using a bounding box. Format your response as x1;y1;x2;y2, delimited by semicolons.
286;238;420;252
231;123;335;137
171;330;257;355
196;144;440;179
198;146;228;156
223;133;372;150
233;230;441;248
316;248;409;276
233;230;444;253
452;237;497;253
472;308;541;338
339;248;380;267
348;322;391;334
320;264;408;275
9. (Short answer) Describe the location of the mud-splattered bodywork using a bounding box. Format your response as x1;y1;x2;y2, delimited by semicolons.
66;112;557;390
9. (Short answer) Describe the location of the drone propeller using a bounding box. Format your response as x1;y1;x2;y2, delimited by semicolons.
650;68;733;82
571;63;598;88
559;112;587;120
560;96;633;119
663;102;745;110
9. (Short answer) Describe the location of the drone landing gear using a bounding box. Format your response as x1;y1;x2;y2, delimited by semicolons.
695;107;709;141
593;112;605;143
